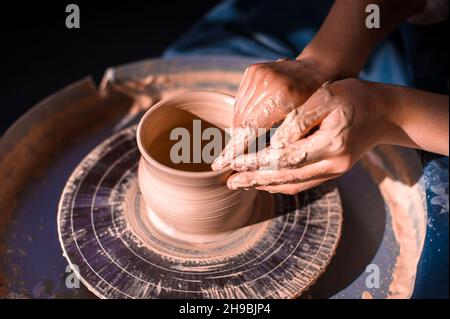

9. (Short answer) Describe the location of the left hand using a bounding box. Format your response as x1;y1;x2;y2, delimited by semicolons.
227;78;399;194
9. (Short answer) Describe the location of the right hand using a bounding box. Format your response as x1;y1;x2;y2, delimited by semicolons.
226;78;399;193
212;58;331;170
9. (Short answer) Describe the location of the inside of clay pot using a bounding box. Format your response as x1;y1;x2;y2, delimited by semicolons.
139;92;233;173
147;110;227;172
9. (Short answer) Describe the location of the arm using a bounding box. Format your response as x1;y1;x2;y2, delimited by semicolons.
381;83;449;155
298;0;426;79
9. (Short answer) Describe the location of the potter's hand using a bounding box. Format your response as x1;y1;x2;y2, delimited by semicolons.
211;0;431;172
211;59;330;170
227;78;402;194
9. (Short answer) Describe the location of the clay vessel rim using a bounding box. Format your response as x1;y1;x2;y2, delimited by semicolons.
136;90;233;178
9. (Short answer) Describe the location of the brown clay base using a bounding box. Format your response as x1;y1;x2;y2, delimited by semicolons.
57;126;343;299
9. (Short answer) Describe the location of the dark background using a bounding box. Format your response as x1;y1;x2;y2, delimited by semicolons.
0;1;218;134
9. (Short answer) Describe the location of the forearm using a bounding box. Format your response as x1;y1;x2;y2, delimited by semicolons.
297;0;425;79
379;83;449;155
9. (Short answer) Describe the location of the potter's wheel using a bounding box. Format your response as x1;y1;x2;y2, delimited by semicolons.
58;126;342;298
0;56;426;298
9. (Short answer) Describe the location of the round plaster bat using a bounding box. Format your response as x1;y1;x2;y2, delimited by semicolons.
57;91;343;299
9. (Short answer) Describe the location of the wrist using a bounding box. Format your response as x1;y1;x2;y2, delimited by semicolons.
327;79;404;147
367;81;407;146
373;82;405;128
297;46;358;81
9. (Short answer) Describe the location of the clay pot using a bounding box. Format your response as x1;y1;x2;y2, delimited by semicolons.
136;90;257;242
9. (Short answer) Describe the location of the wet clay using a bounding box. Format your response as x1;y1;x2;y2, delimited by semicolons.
137;91;258;242
362;146;426;299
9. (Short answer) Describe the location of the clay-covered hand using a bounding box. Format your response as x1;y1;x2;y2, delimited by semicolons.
227;78;398;194
211;58;330;170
